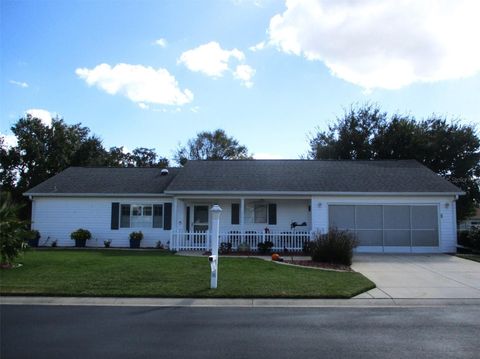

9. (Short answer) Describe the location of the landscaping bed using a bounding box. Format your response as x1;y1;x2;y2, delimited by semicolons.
0;249;375;298
283;260;352;272
457;254;480;263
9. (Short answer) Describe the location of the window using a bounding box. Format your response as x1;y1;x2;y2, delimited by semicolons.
153;205;163;228
120;204;164;229
130;205;152;228
120;204;131;228
254;204;267;223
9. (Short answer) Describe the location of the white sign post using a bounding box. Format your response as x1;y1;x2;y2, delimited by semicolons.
209;205;222;289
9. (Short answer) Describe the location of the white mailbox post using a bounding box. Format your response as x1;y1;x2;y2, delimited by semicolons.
209;205;222;289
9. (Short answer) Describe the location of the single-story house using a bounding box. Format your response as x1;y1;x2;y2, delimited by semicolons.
25;160;463;253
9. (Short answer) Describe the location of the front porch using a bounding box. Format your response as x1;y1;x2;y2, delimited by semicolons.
171;198;313;252
171;230;312;252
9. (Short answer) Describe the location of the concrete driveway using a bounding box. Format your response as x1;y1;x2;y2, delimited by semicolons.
352;254;480;299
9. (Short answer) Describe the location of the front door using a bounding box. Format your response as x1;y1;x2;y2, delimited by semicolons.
193;205;209;232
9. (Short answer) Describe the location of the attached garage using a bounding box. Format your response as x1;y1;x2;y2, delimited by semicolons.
329;204;439;252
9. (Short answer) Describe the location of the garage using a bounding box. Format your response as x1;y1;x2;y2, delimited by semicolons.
328;204;439;252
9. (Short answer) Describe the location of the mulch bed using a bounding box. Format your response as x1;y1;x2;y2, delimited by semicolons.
203;251;305;256
283;260;352;272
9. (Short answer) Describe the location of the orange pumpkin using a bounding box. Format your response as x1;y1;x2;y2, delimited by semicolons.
271;253;280;261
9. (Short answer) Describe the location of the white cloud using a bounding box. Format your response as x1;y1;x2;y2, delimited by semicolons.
138;103;149;110
233;65;256;87
0;133;18;148
190;106;200;113
9;80;29;88
154;38;167;48
178;41;245;77
232;0;268;7
253;152;284;159
249;41;266;52
76;63;193;106
179;41;256;87
268;0;480;90
26;109;53;126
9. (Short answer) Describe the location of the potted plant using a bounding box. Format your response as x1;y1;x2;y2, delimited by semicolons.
129;231;143;248
70;228;91;248
26;230;41;248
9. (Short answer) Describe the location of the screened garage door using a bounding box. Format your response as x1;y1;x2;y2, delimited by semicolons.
328;205;439;250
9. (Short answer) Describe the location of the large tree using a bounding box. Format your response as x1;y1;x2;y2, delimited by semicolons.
1;115;169;219
309;104;480;221
174;129;251;165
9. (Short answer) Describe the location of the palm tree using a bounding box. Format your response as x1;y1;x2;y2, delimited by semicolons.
0;192;29;267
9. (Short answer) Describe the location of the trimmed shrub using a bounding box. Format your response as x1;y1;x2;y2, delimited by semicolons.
25;230;41;247
309;229;358;266
302;241;314;255
459;229;480;251
237;242;250;253
219;242;232;254
257;241;274;254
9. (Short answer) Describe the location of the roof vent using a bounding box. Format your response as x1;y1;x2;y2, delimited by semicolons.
160;168;169;176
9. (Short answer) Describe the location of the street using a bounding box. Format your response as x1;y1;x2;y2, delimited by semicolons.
1;304;479;359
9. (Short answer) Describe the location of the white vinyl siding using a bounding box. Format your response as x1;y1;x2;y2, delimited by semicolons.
31;197;172;248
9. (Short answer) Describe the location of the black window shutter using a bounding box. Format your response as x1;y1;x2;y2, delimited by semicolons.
268;203;277;225
164;203;172;230
111;202;119;230
231;203;240;224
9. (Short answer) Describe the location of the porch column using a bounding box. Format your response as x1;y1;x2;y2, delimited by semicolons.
240;198;245;233
172;198;178;231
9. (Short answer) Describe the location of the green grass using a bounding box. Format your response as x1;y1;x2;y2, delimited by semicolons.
0;249;375;298
457;254;480;263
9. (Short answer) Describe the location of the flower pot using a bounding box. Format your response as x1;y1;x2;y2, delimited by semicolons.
129;239;141;248
27;238;39;247
75;239;87;247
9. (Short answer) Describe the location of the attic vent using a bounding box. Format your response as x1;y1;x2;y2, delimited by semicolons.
160;168;169;176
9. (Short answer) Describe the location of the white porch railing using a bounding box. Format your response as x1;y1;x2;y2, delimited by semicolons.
171;230;312;252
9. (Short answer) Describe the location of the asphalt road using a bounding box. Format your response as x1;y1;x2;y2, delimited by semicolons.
1;305;479;359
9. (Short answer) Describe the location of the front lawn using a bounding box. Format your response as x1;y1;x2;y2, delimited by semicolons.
0;249;374;298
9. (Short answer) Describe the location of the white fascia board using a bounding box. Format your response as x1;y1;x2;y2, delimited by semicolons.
24;192;173;198
164;190;465;196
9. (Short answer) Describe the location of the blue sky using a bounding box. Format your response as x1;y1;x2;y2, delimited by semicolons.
1;0;479;162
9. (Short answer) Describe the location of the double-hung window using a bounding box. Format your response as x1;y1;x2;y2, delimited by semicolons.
119;204;164;228
254;204;268;224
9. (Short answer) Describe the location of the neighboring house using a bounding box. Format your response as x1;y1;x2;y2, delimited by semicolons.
25;160;464;253
458;207;480;230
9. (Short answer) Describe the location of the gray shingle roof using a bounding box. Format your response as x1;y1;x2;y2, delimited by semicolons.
25;160;463;196
25;167;180;195
165;160;462;194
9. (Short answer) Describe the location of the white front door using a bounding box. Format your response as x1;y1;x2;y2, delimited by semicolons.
193;205;209;232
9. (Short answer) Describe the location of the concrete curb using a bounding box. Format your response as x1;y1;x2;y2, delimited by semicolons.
1;296;480;307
